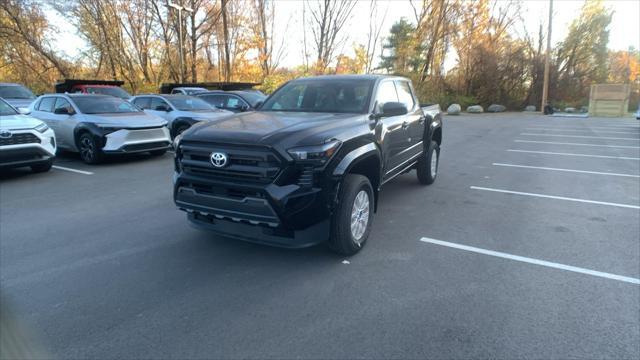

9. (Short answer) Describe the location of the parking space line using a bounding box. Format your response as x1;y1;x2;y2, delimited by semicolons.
514;140;640;149
492;163;639;178
520;133;639;141
52;165;94;175
528;125;640;130
506;149;640;160
419;237;640;285
525;128;636;134
470;186;640;209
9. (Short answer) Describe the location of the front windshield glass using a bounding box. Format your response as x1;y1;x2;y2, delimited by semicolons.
260;79;374;113
0;99;18;116
0;85;36;99
185;89;207;95
85;87;131;99
73;96;141;114
167;96;214;111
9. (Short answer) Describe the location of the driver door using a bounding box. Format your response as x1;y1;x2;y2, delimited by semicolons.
374;81;411;181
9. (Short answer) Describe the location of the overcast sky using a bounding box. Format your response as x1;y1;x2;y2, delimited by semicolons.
46;0;640;70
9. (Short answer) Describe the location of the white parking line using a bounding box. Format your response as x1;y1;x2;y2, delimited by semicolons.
525;128;636;134
492;163;640;178
528;125;640;130
520;133;639;141
506;149;640;160
514;140;640;149
419;237;640;285
52;165;94;175
470;186;640;209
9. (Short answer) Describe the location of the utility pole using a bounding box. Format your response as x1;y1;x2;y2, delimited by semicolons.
541;0;553;113
166;1;194;83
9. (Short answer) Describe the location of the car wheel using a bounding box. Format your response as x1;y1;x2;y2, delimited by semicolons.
149;149;167;156
78;133;103;164
417;140;439;185
329;174;374;255
30;159;53;173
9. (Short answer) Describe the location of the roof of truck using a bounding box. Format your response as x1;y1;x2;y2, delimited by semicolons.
294;74;407;81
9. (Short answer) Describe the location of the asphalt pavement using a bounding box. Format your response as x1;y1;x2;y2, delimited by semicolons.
1;112;639;359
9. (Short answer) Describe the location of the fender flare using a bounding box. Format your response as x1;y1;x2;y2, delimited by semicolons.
332;143;380;176
73;123;107;151
171;117;200;137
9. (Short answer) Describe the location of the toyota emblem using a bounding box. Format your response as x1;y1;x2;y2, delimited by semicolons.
210;152;228;168
0;130;12;139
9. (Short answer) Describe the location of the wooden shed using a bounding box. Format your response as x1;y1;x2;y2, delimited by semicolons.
588;84;631;117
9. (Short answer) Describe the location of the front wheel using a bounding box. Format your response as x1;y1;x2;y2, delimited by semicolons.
329;174;374;255
78;133;103;164
416;140;439;185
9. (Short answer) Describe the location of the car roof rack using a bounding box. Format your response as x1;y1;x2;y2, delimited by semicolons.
55;79;125;93
159;82;260;94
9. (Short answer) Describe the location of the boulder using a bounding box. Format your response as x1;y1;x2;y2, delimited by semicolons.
565;107;576;113
579;106;589;113
487;104;506;113
467;105;484;113
524;105;536;112
447;103;461;115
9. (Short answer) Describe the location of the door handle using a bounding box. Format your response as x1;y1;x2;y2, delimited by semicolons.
401;121;410;129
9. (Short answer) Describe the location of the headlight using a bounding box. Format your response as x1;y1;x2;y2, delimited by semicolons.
287;140;341;165
34;123;49;133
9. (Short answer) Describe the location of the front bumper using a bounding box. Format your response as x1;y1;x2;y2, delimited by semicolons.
102;127;171;153
0;129;56;168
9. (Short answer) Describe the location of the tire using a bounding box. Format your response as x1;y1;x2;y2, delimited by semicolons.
31;158;53;173
149;149;167;156
329;174;374;255
77;133;103;164
416;140;439;185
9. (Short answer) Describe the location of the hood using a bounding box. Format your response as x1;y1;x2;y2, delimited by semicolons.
79;112;167;128
185;111;366;147
174;109;233;120
4;98;35;109
0;114;45;130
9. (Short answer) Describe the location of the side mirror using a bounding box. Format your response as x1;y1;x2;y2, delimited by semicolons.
54;107;72;115
380;102;408;117
17;107;30;115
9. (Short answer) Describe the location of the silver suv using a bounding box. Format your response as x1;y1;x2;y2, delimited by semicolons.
129;94;231;138
29;94;171;164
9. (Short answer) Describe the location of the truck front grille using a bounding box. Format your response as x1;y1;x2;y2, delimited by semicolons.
179;142;283;184
0;133;40;146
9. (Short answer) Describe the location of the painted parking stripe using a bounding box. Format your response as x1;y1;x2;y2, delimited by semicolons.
420;237;640;285
52;165;94;175
470;186;640;209
514;140;640;149
528;125;640;130
520;133;639;141
492;163;640;178
525;128;636;134
506;149;640;160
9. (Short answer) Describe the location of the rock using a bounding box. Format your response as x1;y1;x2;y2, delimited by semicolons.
525;105;536;112
579;106;588;113
565;107;576;113
487;104;506;112
447;103;461;115
466;105;484;113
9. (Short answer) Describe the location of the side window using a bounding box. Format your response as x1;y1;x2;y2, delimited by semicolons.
54;98;73;113
374;81;399;112
150;98;169;111
395;81;415;111
202;95;227;108
38;97;56;112
226;96;247;109
133;97;151;110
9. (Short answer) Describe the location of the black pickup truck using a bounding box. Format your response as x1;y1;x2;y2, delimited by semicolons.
173;75;442;255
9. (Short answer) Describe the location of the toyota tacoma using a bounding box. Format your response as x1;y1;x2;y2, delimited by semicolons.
173;75;442;255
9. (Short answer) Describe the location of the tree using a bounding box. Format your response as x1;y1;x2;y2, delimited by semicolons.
307;0;357;73
379;18;421;74
250;0;286;80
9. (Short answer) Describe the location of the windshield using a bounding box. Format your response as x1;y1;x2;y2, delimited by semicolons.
260;80;374;113
0;85;36;99
237;92;266;107
0;98;18;116
73;96;141;114
184;89;207;95
85;86;131;99
167;96;214;111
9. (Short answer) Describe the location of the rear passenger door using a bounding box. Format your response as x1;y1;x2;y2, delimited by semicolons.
394;80;424;159
31;96;57;131
51;97;77;148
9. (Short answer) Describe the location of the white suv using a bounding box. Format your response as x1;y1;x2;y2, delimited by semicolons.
0;97;56;173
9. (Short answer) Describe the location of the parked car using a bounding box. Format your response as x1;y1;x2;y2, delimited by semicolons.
55;79;131;100
129;94;232;137
29;94;170;164
0;83;37;110
173;75;443;255
0;97;56;173
635;105;640;120
196;90;266;113
170;87;208;95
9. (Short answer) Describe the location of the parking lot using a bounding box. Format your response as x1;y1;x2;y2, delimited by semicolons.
1;112;639;358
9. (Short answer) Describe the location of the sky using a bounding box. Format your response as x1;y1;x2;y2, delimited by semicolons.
46;0;640;69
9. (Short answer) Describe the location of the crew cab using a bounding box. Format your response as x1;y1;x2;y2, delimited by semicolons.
129;94;232;138
29;94;170;164
55;79;131;100
173;75;442;255
0;97;56;173
196;90;266;113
